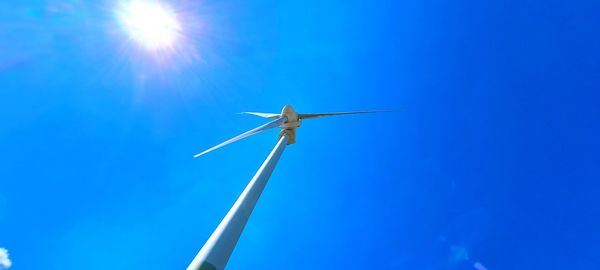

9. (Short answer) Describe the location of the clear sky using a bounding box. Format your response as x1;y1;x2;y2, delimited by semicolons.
1;0;599;269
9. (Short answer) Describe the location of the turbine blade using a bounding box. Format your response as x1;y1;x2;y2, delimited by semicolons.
193;117;286;158
299;110;393;120
239;112;281;119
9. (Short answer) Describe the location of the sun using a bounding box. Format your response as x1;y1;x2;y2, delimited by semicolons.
117;0;182;51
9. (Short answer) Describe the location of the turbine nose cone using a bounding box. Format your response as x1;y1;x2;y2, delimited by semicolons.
280;104;299;123
281;104;294;114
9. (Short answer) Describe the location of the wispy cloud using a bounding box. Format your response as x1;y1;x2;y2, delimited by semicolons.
474;262;488;270
0;248;11;269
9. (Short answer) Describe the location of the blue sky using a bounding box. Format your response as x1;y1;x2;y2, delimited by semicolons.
1;0;599;269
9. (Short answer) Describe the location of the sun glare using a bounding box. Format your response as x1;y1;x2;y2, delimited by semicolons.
118;0;182;51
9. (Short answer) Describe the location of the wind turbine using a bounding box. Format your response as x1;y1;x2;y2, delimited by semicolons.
188;104;388;270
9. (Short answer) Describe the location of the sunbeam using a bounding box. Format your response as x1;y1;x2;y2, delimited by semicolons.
117;0;182;51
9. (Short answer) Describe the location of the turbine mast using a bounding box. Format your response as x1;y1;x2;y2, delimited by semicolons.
187;134;290;270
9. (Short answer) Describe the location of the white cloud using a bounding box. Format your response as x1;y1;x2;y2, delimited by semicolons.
0;248;11;269
474;262;488;270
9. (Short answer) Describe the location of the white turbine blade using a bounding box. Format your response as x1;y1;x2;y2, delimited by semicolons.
239;112;281;119
299;110;393;120
193;117;286;158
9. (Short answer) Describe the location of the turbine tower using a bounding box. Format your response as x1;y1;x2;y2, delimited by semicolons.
188;105;387;270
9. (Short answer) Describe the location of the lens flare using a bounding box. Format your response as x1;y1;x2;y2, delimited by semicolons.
117;0;181;51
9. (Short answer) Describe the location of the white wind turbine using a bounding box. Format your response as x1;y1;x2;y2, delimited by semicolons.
188;104;388;270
